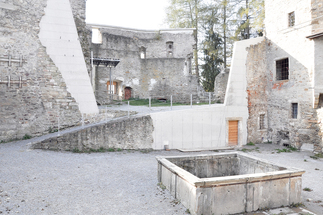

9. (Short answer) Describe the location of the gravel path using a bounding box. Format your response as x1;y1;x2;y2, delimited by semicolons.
0;142;322;215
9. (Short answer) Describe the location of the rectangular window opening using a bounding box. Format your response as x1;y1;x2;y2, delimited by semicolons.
288;12;295;27
276;58;289;80
259;114;265;130
292;103;298;119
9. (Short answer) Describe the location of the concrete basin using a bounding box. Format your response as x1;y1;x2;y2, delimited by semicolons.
156;152;305;215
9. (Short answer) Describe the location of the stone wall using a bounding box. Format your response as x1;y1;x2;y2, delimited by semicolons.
213;68;229;103
90;26;201;103
69;0;92;74
244;0;321;149
0;0;93;142
311;0;323;35
246;40;268;144
32;115;154;151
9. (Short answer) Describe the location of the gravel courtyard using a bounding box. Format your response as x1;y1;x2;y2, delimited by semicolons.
0;141;322;215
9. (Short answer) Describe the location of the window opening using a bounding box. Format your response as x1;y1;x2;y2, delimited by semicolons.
166;41;174;58
140;47;146;59
276;58;289;80
259;114;265;129
92;28;102;44
292;103;298;119
318;94;323;108
288;12;295;27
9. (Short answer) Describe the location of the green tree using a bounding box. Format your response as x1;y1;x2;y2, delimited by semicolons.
234;0;265;40
166;0;204;81
208;0;240;68
201;16;223;92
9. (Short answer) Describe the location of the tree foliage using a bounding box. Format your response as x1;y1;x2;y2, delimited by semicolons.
165;0;265;90
201;14;223;92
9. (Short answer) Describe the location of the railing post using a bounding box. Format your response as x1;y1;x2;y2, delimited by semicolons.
149;97;151;109
57;109;60;136
105;105;107;121
171;95;173;110
209;92;211;106
190;94;192;108
128;101;130;118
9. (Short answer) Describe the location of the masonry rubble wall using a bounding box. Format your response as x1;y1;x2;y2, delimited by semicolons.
0;0;97;142
244;0;322;150
90;26;202;103
246;40;268;144
32;115;154;151
213;68;229;103
69;0;92;74
311;0;323;35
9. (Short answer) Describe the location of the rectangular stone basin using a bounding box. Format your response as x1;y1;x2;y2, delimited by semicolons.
156;152;305;215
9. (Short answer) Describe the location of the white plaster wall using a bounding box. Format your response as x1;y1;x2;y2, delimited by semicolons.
39;0;98;114
151;38;264;150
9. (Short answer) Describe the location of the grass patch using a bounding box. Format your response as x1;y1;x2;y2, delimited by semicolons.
72;147;123;153
48;127;58;133
140;149;153;153
246;142;255;146
303;187;313;192
289;146;299;151
123;98;215;107
290;202;305;208
157;182;166;190
23;134;32;140
310;156;318;160
275;148;292;153
239;148;254;153
314;153;323;159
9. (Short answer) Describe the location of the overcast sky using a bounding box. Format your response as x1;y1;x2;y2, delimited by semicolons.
86;0;169;30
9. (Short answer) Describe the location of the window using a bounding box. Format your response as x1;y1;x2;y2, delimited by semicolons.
140;47;146;59
92;28;102;44
166;41;173;58
288;12;295;27
292;103;298;119
259;114;265;130
276;58;289;80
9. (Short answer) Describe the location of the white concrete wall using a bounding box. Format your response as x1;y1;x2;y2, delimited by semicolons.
39;0;98;114
151;37;265;150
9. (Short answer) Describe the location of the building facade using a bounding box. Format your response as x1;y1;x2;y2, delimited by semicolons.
88;25;202;104
245;0;323;152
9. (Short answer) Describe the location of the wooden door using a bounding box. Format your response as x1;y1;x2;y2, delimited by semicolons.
125;87;131;100
228;120;238;146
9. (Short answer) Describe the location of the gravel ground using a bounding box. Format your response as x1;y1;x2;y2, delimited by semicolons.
0;141;322;215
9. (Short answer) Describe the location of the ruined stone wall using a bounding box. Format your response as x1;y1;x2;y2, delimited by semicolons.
91;26;199;103
246;40;268;144
213;68;229;103
32;115;154;151
311;0;323;35
0;1;84;142
69;0;92;73
260;0;320;148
